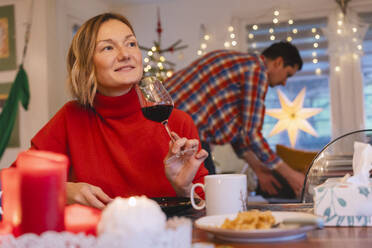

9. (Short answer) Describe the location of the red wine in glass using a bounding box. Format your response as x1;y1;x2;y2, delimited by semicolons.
141;105;173;123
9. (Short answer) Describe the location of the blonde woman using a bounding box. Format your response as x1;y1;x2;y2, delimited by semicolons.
26;13;208;209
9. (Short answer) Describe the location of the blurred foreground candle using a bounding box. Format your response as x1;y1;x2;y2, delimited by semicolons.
17;150;68;235
65;204;101;235
1;168;21;235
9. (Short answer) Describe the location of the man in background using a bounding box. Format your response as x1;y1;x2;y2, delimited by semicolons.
165;41;305;198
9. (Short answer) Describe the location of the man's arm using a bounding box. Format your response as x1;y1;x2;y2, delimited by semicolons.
242;150;305;197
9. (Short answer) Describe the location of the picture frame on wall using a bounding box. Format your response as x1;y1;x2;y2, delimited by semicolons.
0;5;16;71
0;82;20;147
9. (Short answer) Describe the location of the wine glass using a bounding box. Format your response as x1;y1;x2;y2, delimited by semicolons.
135;76;196;163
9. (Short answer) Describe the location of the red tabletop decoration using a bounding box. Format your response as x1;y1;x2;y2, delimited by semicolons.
1;168;21;236
17;150;68;235
65;204;101;236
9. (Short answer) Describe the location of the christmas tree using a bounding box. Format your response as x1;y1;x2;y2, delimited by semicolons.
140;8;187;82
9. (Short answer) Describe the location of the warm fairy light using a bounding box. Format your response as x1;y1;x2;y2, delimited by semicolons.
273;18;279;24
288;19;294;25
269;28;274;33
231;40;237;46
313;43;319;48
337;20;343;26
228;26;234;32
335;66;341;72
144;57;149;63
270;35;275;40
252;25;258;30
287;36;292;42
315;68;322;75
352;27;358;33
147;51;153;56
315;34;320;39
292;28;298;34
274;10;279;16
146;65;151;70
357;44;363;50
201;43;207;49
337;29;342;34
313;58;318;64
128;197;137;207
144;67;149;72
151;46;157;51
166;71;173;77
312;28;317;33
159;56;165;62
197;50;202;56
353;38;357;42
252;42;257;48
248;33;254;39
312;51;317;57
204;34;210;40
224;41;231;48
230;33;235;39
353;53;359;59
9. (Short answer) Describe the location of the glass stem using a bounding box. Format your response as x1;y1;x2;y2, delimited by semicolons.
162;120;176;143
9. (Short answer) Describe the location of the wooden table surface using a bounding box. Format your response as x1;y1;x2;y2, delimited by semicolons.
186;203;372;247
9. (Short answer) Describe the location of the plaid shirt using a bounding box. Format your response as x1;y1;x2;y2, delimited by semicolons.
165;50;280;168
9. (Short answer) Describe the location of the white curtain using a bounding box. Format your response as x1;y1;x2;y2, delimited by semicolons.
322;8;369;141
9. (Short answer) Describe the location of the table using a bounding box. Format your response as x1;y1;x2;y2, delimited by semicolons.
189;203;372;247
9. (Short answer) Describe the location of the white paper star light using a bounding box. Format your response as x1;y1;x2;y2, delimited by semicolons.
266;88;322;147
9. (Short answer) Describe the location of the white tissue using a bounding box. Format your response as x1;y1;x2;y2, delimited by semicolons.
347;142;372;185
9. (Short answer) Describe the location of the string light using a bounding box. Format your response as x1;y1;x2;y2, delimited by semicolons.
147;51;153;56
315;34;320;39
269;28;274;33
252;25;258;30
198;24;210;56
270;35;275;40
335;66;341;72
287;36;292;42
313;58;318;64
274;10;279;16
151;46;157;51
352;27;357;33
312;28;317;33
144;57;149;63
225;24;237;48
273;18;279;24
314;43;319;48
288;19;294;25
292;28;298;34
248;33;254;39
159;56;165;62
312;52;317;57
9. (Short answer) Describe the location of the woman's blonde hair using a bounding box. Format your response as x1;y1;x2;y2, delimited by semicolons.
67;13;135;107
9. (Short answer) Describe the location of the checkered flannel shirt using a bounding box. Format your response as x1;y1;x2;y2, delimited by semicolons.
165;50;281;168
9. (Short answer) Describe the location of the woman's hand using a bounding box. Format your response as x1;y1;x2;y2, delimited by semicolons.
66;182;113;210
164;132;208;197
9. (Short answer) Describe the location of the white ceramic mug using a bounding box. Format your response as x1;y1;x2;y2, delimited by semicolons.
190;174;247;216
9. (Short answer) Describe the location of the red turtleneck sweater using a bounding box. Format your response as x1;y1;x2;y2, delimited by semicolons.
30;87;208;198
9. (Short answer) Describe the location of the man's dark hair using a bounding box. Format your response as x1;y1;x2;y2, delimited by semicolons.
261;41;303;70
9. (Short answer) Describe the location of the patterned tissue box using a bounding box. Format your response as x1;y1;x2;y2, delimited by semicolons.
314;178;372;226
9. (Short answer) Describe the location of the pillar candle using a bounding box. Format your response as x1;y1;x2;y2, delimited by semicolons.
17;150;68;235
0;168;21;236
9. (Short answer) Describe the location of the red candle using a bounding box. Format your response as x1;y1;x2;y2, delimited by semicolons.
0;221;13;235
65;204;101;236
0;168;21;235
17;150;68;235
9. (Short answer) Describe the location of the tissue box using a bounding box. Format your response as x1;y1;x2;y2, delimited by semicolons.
314;178;372;226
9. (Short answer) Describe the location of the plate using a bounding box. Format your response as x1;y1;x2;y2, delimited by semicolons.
152;197;200;216
195;211;317;243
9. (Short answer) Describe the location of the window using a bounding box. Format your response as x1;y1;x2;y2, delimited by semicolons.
246;17;331;150
361;12;372;129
